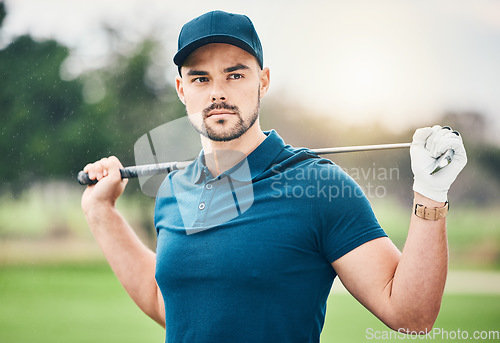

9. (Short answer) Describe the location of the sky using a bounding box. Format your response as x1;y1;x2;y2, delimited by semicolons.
2;0;500;141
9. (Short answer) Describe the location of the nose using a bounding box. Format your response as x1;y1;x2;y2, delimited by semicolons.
212;95;226;102
210;80;227;102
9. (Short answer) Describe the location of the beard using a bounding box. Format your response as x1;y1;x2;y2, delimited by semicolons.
188;91;261;142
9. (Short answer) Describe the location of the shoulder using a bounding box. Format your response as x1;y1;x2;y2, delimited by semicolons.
263;146;370;208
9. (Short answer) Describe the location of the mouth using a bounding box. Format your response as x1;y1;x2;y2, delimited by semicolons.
206;110;236;118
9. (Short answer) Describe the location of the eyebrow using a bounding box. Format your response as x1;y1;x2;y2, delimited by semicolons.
185;64;250;77
186;69;209;76
224;64;249;73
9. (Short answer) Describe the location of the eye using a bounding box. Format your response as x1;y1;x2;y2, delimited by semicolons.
228;73;244;80
192;76;209;83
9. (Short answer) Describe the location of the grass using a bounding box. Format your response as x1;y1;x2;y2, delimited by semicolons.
322;292;500;342
1;263;499;343
0;263;165;343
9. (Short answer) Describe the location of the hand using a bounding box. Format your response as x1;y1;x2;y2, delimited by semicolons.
81;156;128;215
410;125;467;202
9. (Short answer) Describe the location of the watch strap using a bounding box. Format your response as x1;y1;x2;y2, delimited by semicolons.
414;200;449;220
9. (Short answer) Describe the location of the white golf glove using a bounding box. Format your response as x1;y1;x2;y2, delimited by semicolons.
410;125;467;202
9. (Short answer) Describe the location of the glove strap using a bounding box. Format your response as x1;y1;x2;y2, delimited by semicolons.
414;200;449;220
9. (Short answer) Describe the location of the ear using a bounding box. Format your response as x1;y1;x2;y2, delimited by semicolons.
175;75;186;105
259;67;271;99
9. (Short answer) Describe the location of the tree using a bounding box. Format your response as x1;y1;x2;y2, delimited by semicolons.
79;38;185;169
0;2;6;28
0;4;184;191
0;34;84;189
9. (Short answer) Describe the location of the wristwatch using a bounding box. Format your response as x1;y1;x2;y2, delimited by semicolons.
413;200;449;220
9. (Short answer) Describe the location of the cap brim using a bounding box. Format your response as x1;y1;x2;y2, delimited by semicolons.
174;35;262;68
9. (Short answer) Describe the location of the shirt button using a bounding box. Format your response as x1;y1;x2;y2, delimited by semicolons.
205;183;213;190
198;202;206;210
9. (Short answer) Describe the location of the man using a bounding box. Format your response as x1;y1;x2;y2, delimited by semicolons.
81;10;467;342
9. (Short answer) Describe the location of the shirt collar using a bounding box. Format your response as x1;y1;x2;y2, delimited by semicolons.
188;151;208;184
245;130;286;180
188;130;286;184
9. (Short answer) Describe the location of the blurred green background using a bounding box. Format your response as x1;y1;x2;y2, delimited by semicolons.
1;1;499;342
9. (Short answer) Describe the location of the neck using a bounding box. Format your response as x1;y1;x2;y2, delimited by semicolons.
201;122;266;176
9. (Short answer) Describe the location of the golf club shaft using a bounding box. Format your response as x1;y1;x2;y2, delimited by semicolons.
77;142;412;185
312;142;411;154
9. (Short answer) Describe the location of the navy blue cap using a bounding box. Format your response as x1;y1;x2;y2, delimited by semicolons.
174;10;263;69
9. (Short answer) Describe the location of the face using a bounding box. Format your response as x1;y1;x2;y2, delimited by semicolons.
176;43;270;142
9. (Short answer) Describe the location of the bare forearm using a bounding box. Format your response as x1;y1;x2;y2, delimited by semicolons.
85;206;165;327
389;192;448;331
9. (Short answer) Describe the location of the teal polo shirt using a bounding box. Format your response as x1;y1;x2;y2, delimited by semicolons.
154;130;387;343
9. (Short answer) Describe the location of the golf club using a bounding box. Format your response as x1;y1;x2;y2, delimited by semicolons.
77;143;454;186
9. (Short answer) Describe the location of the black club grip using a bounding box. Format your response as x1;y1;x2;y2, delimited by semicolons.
76;161;190;186
77;169;138;185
